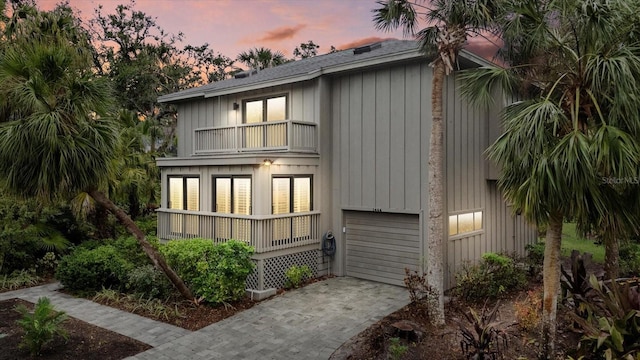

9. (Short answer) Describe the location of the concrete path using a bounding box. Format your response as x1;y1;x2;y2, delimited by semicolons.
1;277;409;359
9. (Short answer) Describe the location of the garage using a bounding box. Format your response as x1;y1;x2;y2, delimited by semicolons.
345;211;421;286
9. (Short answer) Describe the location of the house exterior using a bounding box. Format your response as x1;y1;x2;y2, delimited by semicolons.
156;40;537;299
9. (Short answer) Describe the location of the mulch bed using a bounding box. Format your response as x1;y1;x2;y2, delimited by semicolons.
0;298;150;360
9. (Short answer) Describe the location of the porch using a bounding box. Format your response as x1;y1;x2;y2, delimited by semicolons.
157;209;321;253
193;120;317;155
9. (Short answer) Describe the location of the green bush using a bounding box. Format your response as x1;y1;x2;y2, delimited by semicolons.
15;297;68;356
0;269;41;291
126;265;173;299
161;239;255;303
619;242;640;277
285;265;313;288
455;252;527;301
56;245;133;292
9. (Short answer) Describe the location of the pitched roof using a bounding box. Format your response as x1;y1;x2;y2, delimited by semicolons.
158;40;492;103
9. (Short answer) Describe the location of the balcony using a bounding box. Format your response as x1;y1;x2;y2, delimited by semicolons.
157;209;320;253
193;120;317;155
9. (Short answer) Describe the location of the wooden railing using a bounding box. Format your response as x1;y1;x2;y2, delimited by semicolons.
193;120;317;154
156;209;321;253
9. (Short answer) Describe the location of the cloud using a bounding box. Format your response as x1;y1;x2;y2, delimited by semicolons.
257;24;306;42
337;36;396;50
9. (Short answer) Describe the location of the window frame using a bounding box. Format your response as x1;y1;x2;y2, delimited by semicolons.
167;175;200;210
271;175;313;214
242;93;289;123
212;175;252;214
448;210;483;238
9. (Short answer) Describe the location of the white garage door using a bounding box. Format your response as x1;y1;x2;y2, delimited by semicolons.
345;211;421;286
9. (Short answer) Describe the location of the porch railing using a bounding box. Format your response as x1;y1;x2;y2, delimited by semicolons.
156;209;320;253
193;120;317;154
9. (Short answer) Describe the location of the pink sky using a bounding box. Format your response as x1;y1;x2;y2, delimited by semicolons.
38;0;497;60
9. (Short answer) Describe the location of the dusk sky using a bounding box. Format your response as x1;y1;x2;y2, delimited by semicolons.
39;0;497;60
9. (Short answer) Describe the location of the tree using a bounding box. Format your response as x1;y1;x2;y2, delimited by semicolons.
293;40;320;59
458;0;640;357
0;4;194;301
236;47;288;70
373;0;498;324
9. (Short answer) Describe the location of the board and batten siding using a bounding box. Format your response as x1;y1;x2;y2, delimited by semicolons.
445;74;537;287
175;80;319;157
331;62;431;213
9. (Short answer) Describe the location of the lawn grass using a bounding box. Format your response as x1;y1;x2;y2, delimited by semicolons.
561;222;604;263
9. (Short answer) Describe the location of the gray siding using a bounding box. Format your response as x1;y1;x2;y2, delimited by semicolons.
444;74;537;287
331;63;431;212
176;80;319;157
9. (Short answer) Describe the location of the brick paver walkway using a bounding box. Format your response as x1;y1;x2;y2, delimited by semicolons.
1;277;409;359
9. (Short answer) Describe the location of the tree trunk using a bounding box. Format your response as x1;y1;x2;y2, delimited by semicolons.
427;60;446;326
603;235;619;280
540;211;563;359
87;189;194;302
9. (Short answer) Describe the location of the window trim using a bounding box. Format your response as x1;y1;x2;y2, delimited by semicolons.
271;175;313;214
167;175;200;210
448;209;483;238
212;175;252;214
242;93;289;123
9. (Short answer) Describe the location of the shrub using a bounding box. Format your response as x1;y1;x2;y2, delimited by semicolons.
571;275;640;359
388;337;409;360
285;265;313;289
404;268;439;319
514;288;543;332
619;242;640;277
36;252;58;277
161;239;255;303
455;252;527;301
525;241;545;276
457;302;509;360
110;236;154;266
56;245;132;292
127;265;173;299
0;269;41;291
15;297;68;356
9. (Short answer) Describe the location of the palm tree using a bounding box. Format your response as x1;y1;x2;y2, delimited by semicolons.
236;47;288;70
0;5;194;301
459;0;640;357
373;0;498;324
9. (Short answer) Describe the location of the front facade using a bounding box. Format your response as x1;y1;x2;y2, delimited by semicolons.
157;40;536;298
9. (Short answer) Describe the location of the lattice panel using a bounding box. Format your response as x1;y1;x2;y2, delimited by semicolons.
263;250;319;289
245;260;259;290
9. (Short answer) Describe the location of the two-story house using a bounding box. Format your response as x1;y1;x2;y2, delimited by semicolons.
156;40;537;299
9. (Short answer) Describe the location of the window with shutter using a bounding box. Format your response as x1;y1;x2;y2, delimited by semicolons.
167;176;199;236
272;176;312;242
213;176;252;242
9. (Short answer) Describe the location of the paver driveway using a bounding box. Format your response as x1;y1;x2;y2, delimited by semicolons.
128;277;408;360
0;277;408;359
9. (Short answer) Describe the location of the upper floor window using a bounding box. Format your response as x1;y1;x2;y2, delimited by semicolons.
168;176;199;211
214;176;251;215
244;95;287;123
449;211;482;236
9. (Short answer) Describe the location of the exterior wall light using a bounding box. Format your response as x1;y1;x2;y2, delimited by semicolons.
233;102;240;110
263;159;273;166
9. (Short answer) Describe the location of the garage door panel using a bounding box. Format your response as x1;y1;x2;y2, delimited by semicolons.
347;229;420;243
348;246;420;261
348;251;420;267
345;211;420;286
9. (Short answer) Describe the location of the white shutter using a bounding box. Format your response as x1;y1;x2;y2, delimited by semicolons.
186;178;199;211
216;178;231;213
272;178;290;214
293;177;311;212
168;178;183;210
233;178;251;215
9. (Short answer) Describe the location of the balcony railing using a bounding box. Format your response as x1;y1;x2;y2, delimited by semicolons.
157;209;320;253
193;120;317;154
